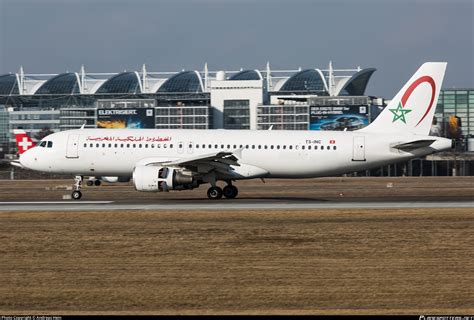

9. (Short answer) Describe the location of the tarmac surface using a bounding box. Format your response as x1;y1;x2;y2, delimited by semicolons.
0;177;473;314
1;200;474;211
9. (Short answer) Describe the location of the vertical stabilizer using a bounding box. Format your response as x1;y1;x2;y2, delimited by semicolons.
13;129;36;154
362;62;447;135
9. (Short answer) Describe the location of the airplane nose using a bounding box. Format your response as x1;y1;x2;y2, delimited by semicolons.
19;149;35;169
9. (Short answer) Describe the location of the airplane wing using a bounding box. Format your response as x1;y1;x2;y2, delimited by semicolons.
393;139;437;151
145;150;242;175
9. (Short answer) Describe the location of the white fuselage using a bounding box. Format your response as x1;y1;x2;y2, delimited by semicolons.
20;128;452;179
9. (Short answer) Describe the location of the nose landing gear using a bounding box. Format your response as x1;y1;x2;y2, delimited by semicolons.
71;175;83;200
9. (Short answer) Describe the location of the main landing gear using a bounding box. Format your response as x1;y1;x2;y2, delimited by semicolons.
71;175;83;200
86;178;101;187
207;183;238;200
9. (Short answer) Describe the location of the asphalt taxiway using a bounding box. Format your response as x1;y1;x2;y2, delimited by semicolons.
1;199;473;211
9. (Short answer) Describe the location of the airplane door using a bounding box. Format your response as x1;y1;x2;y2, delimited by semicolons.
66;134;80;159
187;142;194;154
178;141;184;154
352;136;366;161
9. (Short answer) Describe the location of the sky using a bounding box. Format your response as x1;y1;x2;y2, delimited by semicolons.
0;0;472;98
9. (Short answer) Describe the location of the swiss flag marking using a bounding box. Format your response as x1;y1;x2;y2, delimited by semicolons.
14;131;36;154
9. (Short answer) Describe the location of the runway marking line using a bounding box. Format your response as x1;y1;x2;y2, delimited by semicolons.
0;201;114;205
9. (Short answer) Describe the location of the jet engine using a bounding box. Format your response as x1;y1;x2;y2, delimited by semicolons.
133;165;198;192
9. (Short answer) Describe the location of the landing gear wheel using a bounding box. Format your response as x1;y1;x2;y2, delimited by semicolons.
72;175;83;200
72;190;82;200
207;186;223;200
94;179;101;186
223;185;238;199
86;180;94;187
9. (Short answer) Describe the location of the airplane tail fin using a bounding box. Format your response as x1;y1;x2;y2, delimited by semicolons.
13;129;36;154
361;62;447;135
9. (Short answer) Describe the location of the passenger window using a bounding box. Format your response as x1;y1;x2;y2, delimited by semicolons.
283;145;286;150
170;144;173;148
227;144;230;149
90;143;93;148
120;144;124;148
84;143;87;148
214;144;218;149
126;144;130;148
145;144;148;148
245;145;249;149
138;144;142;148
157;144;161;148
276;145;280;150
151;144;154;148
221;144;224;149
252;145;255;149
258;145;261;149
333;146;337;150
233;145;237;149
302;145;305;150
239;145;243;148
96;143;99;148
202;144;206;149
108;143;112;148
289;145;293;150
264;145;268;149
102;143;106;148
270;145;274;149
164;144;167;148
132;144;136;148
308;145;312;150
196;144;199;149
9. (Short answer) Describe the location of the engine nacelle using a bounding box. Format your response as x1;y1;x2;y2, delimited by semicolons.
133;165;198;192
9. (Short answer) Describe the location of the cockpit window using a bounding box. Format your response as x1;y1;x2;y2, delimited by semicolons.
47;141;53;148
39;141;47;147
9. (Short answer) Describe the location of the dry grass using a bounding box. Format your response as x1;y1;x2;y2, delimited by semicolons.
0;208;473;315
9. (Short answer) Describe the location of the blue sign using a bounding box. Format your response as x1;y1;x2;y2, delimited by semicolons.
310;105;369;131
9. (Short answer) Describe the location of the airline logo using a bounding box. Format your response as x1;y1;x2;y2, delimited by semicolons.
13;130;36;154
390;75;436;125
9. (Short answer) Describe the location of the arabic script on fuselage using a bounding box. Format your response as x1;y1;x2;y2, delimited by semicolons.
86;136;172;142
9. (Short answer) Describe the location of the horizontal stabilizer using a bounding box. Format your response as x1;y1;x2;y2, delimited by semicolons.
393;139;436;151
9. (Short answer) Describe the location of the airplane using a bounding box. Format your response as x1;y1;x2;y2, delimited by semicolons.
17;62;452;200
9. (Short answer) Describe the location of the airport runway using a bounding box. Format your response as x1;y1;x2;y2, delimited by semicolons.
1;177;473;314
1;199;474;211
